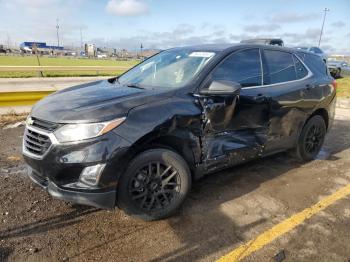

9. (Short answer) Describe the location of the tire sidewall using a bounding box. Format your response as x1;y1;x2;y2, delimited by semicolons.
297;115;326;161
336;69;341;78
117;148;191;220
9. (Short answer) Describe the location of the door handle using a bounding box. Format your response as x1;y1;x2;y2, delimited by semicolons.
255;93;268;102
305;84;316;91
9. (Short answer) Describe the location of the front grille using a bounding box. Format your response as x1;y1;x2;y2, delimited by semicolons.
24;128;52;156
31;117;60;132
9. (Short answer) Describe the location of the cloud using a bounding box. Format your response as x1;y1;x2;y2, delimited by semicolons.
280;28;328;46
106;0;148;16
0;0;87;47
331;21;345;28
173;24;195;36
90;24;232;50
271;12;320;23
321;45;335;53
4;0;60;10
244;24;281;33
2;0;86;15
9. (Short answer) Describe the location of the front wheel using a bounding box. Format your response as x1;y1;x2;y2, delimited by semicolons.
295;115;326;161
117;148;191;221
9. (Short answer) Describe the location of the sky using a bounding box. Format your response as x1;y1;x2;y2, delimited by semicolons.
0;0;349;54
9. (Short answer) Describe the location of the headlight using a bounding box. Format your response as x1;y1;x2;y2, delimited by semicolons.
54;117;125;143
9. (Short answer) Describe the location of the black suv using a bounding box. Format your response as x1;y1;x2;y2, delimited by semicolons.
23;44;336;220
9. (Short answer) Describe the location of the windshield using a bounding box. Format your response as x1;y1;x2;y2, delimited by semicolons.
118;49;216;89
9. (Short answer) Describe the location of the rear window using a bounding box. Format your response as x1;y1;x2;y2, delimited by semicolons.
301;53;328;76
310;47;323;54
264;50;297;84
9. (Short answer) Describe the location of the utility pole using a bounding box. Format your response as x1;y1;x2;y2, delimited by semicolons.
80;27;83;49
56;18;60;47
140;43;143;60
318;8;330;47
6;33;11;49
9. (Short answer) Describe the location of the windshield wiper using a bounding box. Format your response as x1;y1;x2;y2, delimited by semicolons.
126;83;145;89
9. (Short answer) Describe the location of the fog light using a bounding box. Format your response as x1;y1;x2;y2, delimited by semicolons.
79;164;106;186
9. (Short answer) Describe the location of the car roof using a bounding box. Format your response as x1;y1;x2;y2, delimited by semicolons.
171;43;297;53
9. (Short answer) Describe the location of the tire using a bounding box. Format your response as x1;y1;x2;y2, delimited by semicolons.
117;148;191;221
335;68;341;79
295;115;326;161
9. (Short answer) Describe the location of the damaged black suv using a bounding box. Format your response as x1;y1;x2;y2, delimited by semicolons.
23;44;336;220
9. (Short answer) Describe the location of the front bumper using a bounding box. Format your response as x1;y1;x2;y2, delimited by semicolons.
23;125;131;209
28;168;116;209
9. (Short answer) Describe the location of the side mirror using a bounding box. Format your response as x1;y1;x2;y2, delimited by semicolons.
200;80;241;95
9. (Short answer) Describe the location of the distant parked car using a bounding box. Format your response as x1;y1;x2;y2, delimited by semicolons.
0;45;11;54
295;47;327;63
328;60;350;78
240;38;284;46
0;46;6;53
97;54;108;59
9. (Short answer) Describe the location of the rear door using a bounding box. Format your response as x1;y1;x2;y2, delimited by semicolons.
198;48;271;168
260;49;315;153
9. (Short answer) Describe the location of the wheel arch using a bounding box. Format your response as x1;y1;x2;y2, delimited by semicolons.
309;108;329;130
122;130;201;176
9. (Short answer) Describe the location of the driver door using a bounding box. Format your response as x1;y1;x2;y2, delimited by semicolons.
198;48;270;169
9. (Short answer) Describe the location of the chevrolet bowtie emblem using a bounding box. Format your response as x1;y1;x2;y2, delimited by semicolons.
26;117;34;126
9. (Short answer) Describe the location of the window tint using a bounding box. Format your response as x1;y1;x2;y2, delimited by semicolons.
211;49;262;87
264;50;297;84
293;55;308;79
295;51;306;62
303;53;328;76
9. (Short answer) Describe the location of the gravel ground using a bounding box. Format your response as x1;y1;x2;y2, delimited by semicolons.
0;109;349;262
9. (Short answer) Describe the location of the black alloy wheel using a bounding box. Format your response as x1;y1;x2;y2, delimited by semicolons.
295;115;326;161
304;124;324;154
118;148;191;220
129;162;181;212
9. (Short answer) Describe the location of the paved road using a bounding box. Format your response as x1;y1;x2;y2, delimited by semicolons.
0;77;109;115
0;77;109;92
0;109;349;262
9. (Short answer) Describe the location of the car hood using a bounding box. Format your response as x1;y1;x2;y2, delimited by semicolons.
31;80;174;123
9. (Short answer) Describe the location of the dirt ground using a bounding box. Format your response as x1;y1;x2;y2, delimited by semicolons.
0;109;349;262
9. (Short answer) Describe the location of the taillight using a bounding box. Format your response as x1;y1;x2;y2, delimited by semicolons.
332;80;337;90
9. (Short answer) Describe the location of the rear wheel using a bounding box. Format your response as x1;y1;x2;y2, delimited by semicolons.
335;68;341;79
117;148;191;221
295;115;326;161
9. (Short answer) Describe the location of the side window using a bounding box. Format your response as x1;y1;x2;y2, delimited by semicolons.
211;49;262;87
293;55;308;79
264;50;297;84
303;54;328;76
